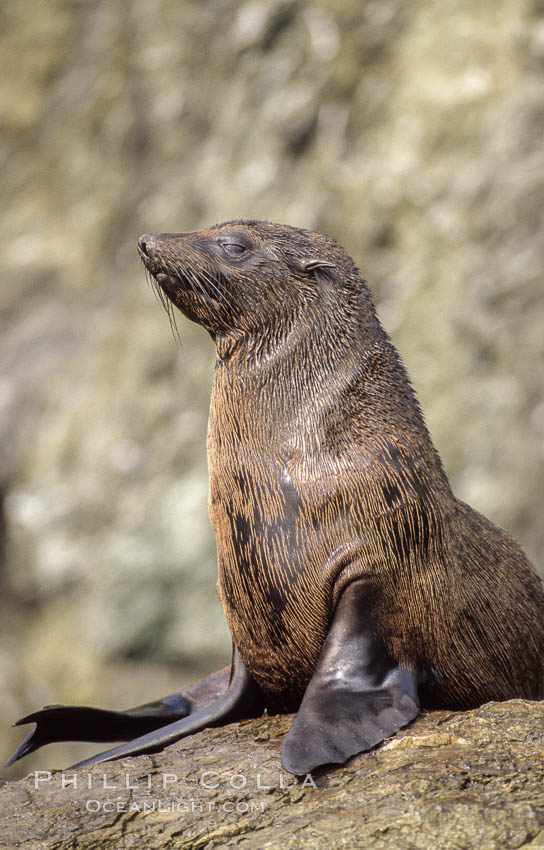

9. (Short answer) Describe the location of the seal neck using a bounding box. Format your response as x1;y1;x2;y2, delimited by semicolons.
212;295;392;431
209;290;447;489
213;293;374;379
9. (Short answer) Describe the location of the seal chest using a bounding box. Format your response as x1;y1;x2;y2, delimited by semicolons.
208;361;333;709
7;220;544;775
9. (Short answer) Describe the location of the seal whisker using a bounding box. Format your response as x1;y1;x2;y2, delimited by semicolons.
143;265;182;347
186;262;234;315
199;268;236;315
165;299;182;347
178;263;211;309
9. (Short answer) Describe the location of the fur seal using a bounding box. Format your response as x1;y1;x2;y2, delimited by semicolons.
7;220;544;775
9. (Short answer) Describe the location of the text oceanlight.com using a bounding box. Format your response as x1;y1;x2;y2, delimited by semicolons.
85;798;267;814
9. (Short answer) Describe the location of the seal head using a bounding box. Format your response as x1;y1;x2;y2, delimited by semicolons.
137;221;359;343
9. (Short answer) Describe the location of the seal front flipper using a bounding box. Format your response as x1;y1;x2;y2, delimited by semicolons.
282;580;419;775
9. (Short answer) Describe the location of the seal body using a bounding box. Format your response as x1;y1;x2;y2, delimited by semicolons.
200;222;543;713
8;220;544;774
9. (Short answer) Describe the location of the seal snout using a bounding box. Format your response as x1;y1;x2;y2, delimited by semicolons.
138;233;162;277
138;233;152;258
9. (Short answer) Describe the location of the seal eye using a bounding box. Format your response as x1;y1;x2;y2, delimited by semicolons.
222;242;247;257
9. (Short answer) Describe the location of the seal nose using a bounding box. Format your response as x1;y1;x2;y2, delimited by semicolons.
138;234;151;256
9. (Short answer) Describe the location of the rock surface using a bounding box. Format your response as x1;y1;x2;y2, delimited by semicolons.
1;700;543;849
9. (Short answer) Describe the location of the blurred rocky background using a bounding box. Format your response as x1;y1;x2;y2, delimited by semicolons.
1;0;543;776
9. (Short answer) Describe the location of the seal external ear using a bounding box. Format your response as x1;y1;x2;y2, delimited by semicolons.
281;579;419;775
300;258;336;273
5;648;264;769
284;253;336;276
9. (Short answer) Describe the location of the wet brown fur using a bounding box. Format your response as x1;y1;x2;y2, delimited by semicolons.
140;220;544;714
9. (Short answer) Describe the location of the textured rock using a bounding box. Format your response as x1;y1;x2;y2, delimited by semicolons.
1;701;543;849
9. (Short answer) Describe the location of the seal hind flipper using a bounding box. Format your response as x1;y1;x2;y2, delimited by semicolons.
5;694;193;767
6;651;263;769
67;647;263;769
282;580;419;775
